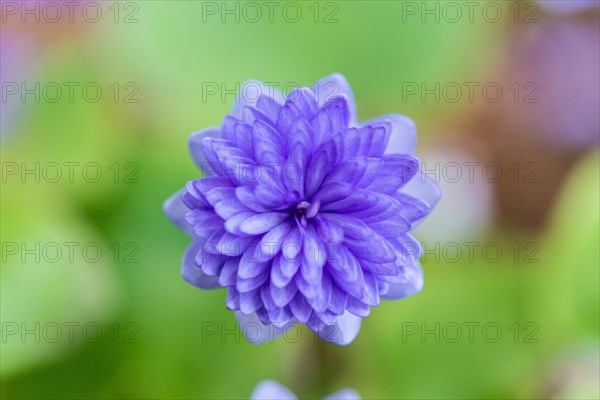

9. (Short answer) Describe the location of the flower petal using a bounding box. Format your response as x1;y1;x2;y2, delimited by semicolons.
255;221;293;262
316;311;362;346
324;389;361;400
289;292;312;323
239;288;263;314
311;95;351;144
270;278;298;308
239;212;289;235
218;257;240;286
363;114;417;155
306;270;332;313
399;172;442;219
253;119;285;165
181;240;221;289
312;73;357;125
380;261;424;300
286;87;319;120
232;80;285;118
236;268;269;292
163;189;193;236
301;227;326;285
235;312;290;345
251;380;297;400
188;127;220;169
238;248;270;279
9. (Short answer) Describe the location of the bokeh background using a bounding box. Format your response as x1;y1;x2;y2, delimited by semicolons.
1;1;599;399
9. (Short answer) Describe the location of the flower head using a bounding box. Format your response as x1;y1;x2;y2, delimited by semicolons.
164;74;440;345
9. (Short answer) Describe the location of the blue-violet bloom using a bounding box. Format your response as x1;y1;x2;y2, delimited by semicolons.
164;74;441;345
251;380;360;400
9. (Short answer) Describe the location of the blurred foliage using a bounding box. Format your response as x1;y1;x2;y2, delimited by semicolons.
1;1;598;399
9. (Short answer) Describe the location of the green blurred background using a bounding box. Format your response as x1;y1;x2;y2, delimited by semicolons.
1;1;599;399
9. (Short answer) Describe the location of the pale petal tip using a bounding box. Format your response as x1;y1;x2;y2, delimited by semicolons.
250;380;298;400
235;311;288;344
324;389;362;400
318;312;362;346
163;189;193;235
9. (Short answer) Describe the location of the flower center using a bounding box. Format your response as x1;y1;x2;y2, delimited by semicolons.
295;200;320;227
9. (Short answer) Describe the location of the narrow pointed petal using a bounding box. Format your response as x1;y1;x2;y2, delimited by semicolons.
240;288;263;314
365;114;417;155
255;221;293;261
312;73;357;125
267;306;294;327
232;80;285;118
226;288;240;310
205;186;237;207
289;293;312;323
311;95;351;142
305;140;336;198
301;227;326;284
261;283;277;312
215;233;254;257
239;212;289;235
238;249;270;279
218;257;240;286
235;186;271;213
270;279;298;308
328;283;348;315
346;296;370;318
213;197;251;220
253;119;285;164
271;253;299;288
306;270;332;313
256;95;283;123
313;182;354;205
287;87;319;119
361;271;380;306
236;268;269;292
224;211;259;236
314;215;345;244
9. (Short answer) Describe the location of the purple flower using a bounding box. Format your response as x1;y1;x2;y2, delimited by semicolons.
537;0;599;15
164;74;440;345
0;31;38;141
505;20;600;149
250;380;360;400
